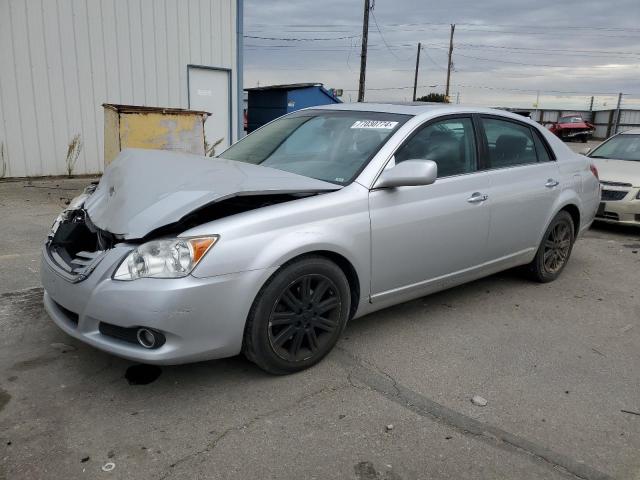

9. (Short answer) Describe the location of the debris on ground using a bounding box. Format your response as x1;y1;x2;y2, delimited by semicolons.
80;456;90;463
621;409;640;416
101;462;115;472
471;395;488;407
50;342;76;353
385;424;394;432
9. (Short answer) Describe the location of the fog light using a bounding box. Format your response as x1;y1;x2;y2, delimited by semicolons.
137;328;158;349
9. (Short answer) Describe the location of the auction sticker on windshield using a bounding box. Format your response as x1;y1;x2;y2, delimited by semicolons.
351;120;399;129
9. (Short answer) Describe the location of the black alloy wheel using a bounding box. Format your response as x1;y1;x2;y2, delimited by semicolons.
268;274;341;362
243;256;351;374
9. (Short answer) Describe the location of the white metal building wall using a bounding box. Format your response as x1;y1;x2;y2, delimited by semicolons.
0;0;239;178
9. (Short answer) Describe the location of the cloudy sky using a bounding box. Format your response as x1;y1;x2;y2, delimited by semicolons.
243;0;640;109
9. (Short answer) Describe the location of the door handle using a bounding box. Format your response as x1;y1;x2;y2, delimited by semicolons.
545;179;560;188
467;192;489;204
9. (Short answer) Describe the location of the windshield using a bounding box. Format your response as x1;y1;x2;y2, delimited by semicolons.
220;110;410;185
590;134;640;161
559;116;584;124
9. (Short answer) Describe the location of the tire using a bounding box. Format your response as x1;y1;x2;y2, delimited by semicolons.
581;136;588;143
527;211;575;283
242;256;351;374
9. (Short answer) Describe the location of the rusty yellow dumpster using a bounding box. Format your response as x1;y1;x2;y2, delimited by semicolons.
103;104;211;166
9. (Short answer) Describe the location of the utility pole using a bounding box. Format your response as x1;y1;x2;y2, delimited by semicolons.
445;24;455;100
589;96;594;112
412;42;421;102
613;92;623;133
357;0;371;102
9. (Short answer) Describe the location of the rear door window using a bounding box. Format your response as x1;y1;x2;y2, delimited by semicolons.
481;118;538;168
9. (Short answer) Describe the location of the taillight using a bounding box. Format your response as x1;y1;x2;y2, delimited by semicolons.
589;164;599;179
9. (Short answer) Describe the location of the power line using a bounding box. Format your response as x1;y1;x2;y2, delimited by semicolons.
243;34;360;41
247;22;640;33
369;10;411;61
342;83;640;96
445;50;631;69
246;22;640;39
451;43;640;57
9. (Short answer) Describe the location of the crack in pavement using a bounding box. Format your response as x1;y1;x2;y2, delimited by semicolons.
0;286;43;300
331;347;614;480
158;382;351;480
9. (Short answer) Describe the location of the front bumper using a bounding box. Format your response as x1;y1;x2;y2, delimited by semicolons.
563;129;594;139
595;187;640;226
41;244;277;364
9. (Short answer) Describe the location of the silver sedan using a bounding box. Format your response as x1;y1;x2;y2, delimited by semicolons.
41;104;600;374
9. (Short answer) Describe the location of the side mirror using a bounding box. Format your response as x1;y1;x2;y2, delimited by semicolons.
580;147;591;156
374;160;438;189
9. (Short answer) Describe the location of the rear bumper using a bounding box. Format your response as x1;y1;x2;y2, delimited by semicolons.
41;244;277;364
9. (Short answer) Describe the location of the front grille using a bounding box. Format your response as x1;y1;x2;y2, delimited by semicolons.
48;247;106;281
47;209;113;282
601;180;632;188
601;190;628;201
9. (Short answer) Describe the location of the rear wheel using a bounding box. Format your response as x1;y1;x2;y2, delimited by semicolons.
527;211;575;283
243;256;350;374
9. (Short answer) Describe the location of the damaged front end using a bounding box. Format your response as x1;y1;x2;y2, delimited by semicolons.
45;184;117;282
46;186;324;283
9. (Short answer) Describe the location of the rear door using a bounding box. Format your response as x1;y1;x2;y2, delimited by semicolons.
369;115;491;301
479;116;561;260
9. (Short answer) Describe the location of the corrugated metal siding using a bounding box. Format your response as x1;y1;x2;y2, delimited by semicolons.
0;0;238;177
620;110;640;129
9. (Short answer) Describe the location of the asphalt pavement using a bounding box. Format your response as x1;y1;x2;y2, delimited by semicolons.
1;167;639;480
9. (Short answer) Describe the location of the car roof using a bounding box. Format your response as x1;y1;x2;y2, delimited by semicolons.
313;102;532;120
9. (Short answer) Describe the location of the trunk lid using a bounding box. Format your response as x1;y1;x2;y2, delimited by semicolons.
84;149;341;239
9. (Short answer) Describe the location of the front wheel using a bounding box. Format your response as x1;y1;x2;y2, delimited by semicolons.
243;256;351;374
527;211;575;283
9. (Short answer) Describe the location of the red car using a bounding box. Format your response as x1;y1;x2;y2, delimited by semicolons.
548;114;595;143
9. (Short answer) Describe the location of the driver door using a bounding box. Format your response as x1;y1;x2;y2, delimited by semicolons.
369;115;491;303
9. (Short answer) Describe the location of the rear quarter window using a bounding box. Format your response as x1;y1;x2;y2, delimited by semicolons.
532;129;555;162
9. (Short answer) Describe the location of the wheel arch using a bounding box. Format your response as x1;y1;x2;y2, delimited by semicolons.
266;250;361;320
559;203;581;234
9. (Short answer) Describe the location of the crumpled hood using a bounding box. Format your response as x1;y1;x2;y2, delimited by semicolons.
591;158;640;187
84;148;341;239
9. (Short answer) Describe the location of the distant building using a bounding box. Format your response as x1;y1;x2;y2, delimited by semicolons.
245;83;341;133
0;0;243;177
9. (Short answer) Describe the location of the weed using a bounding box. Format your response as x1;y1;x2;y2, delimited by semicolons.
204;137;224;157
0;142;6;178
65;134;82;177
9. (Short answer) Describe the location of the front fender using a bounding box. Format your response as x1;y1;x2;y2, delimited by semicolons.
187;184;372;298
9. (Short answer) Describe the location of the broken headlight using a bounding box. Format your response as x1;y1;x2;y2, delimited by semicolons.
48;192;91;240
113;236;218;281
